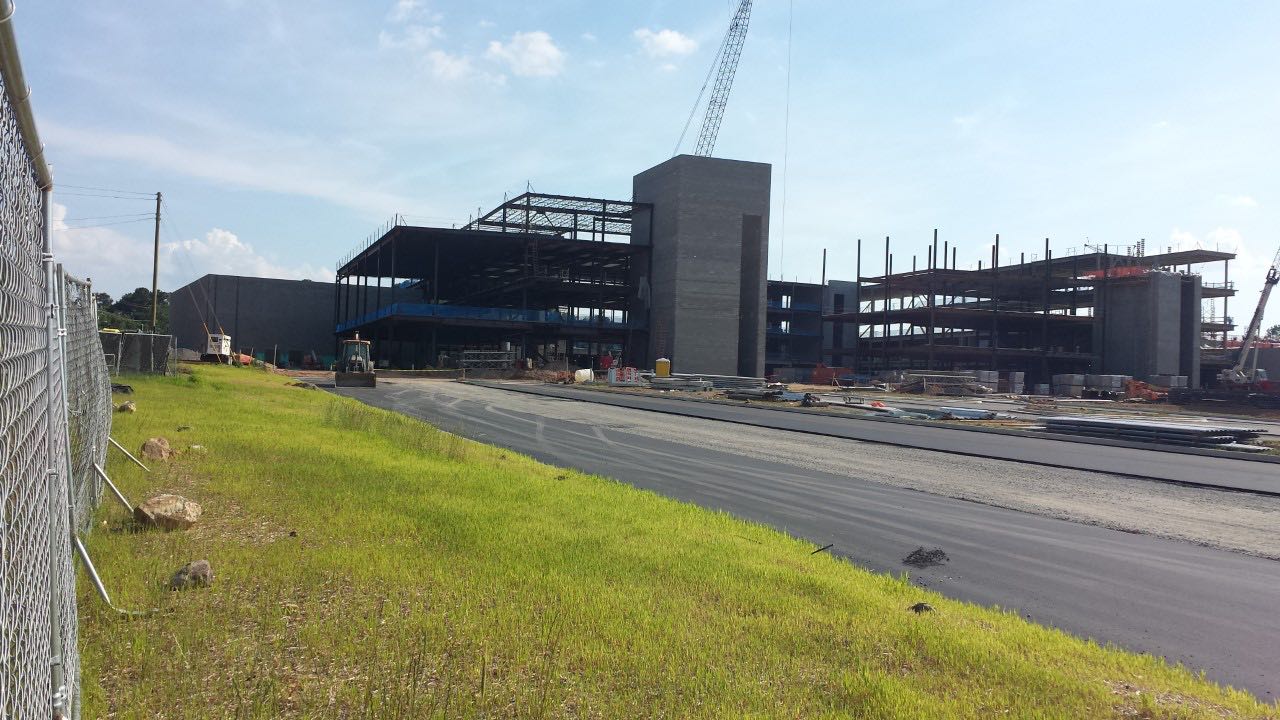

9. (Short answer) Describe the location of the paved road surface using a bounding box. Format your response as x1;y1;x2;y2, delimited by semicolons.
336;380;1280;698
469;382;1280;495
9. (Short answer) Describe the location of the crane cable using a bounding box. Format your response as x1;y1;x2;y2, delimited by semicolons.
778;0;794;280
674;17;731;156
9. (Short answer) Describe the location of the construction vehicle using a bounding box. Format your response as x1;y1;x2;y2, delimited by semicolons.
335;334;376;388
201;331;232;364
1173;244;1279;408
1218;244;1279;392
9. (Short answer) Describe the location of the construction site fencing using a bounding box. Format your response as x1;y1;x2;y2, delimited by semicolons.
99;331;177;376
1;20;112;719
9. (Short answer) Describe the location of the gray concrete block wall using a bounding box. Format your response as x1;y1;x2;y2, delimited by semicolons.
1149;272;1183;377
1256;347;1280;380
633;155;771;376
1179;275;1202;388
1099;271;1199;381
171;274;336;360
824;280;859;367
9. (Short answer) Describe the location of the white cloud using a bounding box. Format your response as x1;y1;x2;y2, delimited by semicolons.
172;228;335;283
486;31;565;77
581;32;597;42
633;28;697;58
1168;226;1258;264
1205;227;1245;254
48;203;333;298
379;24;483;80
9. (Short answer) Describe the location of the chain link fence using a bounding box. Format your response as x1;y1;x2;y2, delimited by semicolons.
62;274;111;531
99;331;177;376
1;17;113;719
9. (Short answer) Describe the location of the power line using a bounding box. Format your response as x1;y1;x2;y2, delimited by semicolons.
60;217;154;230
54;190;157;201
62;212;154;222
55;183;154;196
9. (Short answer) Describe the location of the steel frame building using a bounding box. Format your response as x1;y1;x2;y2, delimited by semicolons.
823;235;1235;385
334;193;654;369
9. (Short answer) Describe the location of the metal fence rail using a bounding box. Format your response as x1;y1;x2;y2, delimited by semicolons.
1;6;112;717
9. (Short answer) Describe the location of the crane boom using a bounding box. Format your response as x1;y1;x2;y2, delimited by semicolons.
692;0;753;157
1228;245;1280;381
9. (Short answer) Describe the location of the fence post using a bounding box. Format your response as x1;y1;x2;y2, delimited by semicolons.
40;190;70;718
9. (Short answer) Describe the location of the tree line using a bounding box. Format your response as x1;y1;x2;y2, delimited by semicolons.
94;287;169;333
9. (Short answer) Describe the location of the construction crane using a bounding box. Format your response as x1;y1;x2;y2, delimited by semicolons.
1219;244;1280;388
676;0;753;157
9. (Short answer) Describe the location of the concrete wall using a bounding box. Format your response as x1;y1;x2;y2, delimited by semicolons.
633;155;771;376
1098;271;1200;381
1256;347;1280;380
171;274;336;365
1179;275;1202;388
823;280;859;367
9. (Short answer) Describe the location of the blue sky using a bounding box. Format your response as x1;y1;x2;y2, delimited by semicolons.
21;1;1280;331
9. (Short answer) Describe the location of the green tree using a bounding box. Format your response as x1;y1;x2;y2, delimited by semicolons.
96;287;170;333
1267;324;1280;339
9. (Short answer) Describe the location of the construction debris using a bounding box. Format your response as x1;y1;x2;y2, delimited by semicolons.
893;371;995;396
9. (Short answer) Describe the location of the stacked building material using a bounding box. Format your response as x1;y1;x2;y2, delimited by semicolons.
670;373;766;390
974;370;1000;385
1148;375;1189;388
1042;416;1267;449
649;376;715;391
998;371;1026;394
1085;374;1131;393
1052;374;1085;397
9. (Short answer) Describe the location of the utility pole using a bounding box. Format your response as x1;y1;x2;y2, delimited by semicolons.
150;191;162;331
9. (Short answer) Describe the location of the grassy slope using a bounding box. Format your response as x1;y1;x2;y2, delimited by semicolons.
80;365;1275;719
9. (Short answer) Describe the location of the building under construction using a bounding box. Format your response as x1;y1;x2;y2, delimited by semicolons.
334;193;653;369
820;236;1236;387
334;154;771;375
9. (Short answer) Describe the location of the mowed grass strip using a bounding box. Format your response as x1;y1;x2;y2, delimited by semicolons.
80;365;1275;719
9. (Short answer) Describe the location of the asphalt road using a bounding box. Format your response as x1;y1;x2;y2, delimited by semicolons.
468;381;1280;495
336;380;1280;698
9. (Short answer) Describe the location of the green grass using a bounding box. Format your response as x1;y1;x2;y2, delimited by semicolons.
80;365;1276;719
